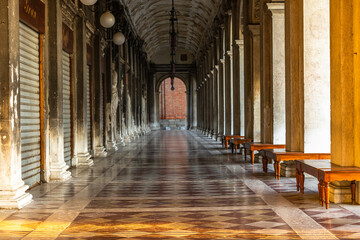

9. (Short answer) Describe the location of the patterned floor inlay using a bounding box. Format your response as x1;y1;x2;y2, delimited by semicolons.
57;210;300;239
2;131;360;239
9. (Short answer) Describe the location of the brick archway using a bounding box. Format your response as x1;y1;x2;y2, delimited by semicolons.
158;78;187;130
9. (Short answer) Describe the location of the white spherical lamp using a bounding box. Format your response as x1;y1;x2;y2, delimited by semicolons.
113;32;125;45
80;0;97;5
100;11;115;28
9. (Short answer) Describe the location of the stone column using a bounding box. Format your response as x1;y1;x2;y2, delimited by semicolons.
303;0;330;153
186;90;191;130
0;0;33;209
219;58;225;137
218;27;225;138
236;40;245;136
44;0;72;181
73;16;93;166
245;25;261;142
224;12;233;136
93;34;107;157
330;0;360;202
260;1;273;144
232;18;241;136
192;74;198;129
205;75;210;135
155;91;160;128
285;0;304;152
149;74;158;130
213;65;219;140
268;3;286;145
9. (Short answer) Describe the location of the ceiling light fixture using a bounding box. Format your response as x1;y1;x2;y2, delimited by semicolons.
169;0;178;91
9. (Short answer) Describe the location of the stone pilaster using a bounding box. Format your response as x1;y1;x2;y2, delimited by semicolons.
224;13;232;136
268;3;286;145
93;34;107;157
246;24;261;142
236;40;245;136
44;0;72;181
0;0;33;209
73;15;93;166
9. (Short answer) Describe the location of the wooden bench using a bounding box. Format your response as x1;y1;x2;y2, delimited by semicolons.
261;149;330;179
230;138;253;154
296;159;360;209
243;143;286;165
222;135;244;149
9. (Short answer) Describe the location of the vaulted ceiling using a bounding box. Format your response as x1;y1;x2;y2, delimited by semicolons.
119;0;223;60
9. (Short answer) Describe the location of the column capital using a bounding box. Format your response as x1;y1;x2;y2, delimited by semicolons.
227;10;232;16
215;65;219;70
235;39;244;46
267;2;285;15
220;59;225;64
227;50;233;58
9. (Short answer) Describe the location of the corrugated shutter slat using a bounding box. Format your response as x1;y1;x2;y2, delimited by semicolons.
20;22;41;187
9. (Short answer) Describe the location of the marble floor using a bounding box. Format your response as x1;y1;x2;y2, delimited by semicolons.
1;131;360;239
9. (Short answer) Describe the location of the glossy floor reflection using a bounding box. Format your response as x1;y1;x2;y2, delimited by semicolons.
1;131;360;239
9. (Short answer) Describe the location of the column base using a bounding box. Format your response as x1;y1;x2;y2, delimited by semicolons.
0;184;33;209
107;141;119;152
330;181;352;204
123;133;130;143
48;162;72;182
74;152;93;166
94;146;108;157
150;123;160;130
280;161;297;177
217;133;223;142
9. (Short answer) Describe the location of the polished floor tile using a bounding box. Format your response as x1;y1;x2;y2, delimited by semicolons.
1;131;360;239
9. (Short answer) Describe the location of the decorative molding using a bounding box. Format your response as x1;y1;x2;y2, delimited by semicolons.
62;0;78;30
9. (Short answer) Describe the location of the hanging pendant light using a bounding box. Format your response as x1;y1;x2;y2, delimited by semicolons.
100;11;115;28
80;0;97;5
113;32;126;45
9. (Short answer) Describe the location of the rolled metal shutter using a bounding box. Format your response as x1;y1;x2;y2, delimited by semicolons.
86;65;91;153
62;51;72;167
19;22;41;187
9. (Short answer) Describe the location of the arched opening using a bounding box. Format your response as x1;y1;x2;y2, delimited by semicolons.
158;77;187;130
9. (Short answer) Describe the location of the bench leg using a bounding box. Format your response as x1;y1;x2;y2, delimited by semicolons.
273;161;278;179
296;168;300;191
235;144;238;155
225;140;228;149
300;171;305;194
231;143;234;154
351;181;356;205
262;156;268;173
324;181;330;209
251;151;255;165
318;180;323;206
277;161;281;180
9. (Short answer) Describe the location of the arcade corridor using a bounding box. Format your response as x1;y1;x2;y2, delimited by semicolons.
0;131;357;239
